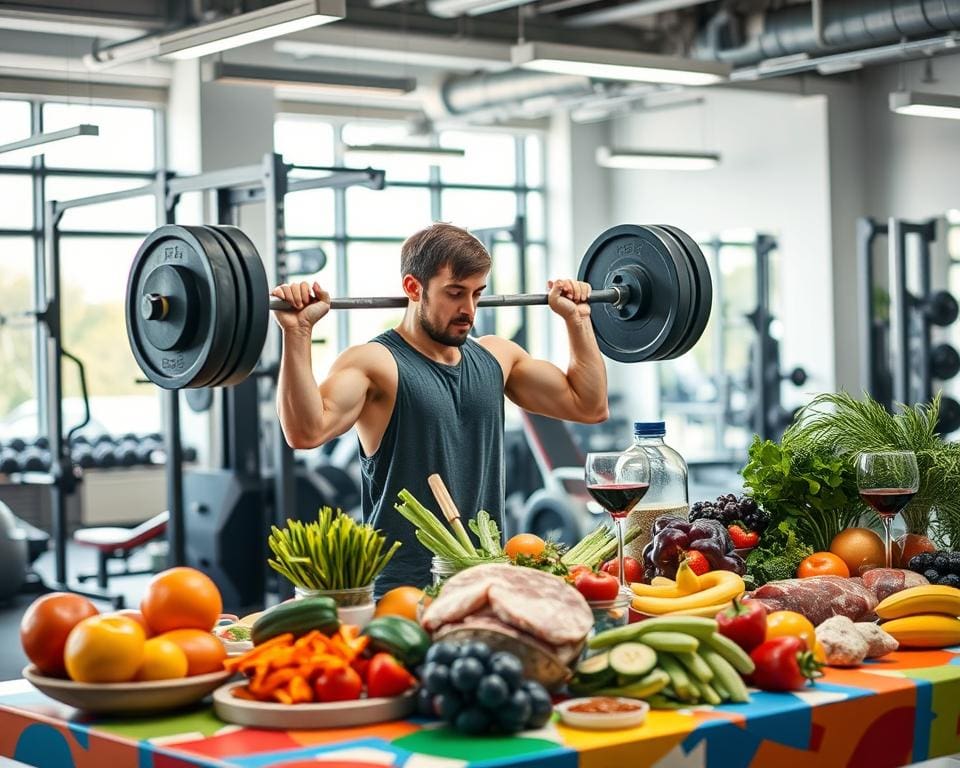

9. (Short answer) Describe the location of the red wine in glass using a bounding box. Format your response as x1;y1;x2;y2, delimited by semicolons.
586;483;650;518
859;488;917;518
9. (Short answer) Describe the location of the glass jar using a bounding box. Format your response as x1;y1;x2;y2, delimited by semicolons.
582;595;631;656
431;556;462;586
623;421;689;560
295;584;376;628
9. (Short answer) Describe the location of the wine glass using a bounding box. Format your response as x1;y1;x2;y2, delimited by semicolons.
585;451;651;594
857;451;920;569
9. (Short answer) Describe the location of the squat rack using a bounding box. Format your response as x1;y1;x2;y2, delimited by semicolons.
39;153;384;605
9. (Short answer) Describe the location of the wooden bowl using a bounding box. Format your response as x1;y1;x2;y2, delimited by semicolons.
434;626;579;691
23;665;231;715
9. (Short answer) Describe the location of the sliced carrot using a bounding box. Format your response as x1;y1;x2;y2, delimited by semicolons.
231;685;257;700
288;675;313;703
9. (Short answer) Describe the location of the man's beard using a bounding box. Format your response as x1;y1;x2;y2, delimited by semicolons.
418;301;472;347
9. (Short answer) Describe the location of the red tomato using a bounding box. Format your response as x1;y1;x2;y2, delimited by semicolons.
566;564;592;582
20;593;99;677
797;551;850;579
367;653;417;698
600;557;644;583
314;665;363;702
573;570;620;601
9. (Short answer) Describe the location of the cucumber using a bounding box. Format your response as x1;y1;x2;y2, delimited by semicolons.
361;616;431;667
657;653;697;702
699;647;749;703
637;631;699;654
251;596;339;645
596;668;670;699
674;651;714;683
575;651;616;687
608;643;657;680
702;632;755;676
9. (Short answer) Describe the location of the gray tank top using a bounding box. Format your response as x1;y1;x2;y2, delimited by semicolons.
360;329;505;598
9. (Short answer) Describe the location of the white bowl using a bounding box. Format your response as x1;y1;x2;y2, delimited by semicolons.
555;697;650;730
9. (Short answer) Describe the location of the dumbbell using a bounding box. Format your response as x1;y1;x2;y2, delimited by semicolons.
33;436;49;450
931;343;960;381
0;449;19;475
19;447;50;473
7;438;26;452
71;443;96;469
92;441;118;468
114;439;140;467
924;291;959;327
136;436;163;464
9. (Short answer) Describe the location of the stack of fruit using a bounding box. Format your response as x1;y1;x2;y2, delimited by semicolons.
417;641;554;734
689;494;770;551
641;516;747;582
630;557;746;618
20;567;226;683
906;551;960;588
875;584;960;648
568;617;754;708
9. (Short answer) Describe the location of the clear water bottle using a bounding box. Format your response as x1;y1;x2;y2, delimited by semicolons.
623;421;689;559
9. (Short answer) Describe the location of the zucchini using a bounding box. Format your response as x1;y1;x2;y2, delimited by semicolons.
595;668;670;699
361;616;431;667
575;651;615;687
251;596;339;645
608;643;657;680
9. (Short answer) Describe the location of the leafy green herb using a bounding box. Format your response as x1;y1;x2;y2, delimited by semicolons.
744;520;813;587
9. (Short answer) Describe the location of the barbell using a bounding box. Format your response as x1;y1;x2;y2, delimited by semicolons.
125;223;713;390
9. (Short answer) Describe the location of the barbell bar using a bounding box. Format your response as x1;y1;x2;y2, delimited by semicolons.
125;223;713;390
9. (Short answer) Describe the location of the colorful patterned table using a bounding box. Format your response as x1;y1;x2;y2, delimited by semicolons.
3;647;960;768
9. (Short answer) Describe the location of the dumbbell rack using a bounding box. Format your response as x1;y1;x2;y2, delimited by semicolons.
857;216;960;432
39;153;385;607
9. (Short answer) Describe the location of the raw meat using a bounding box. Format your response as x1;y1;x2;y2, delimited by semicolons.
434;611;582;664
860;568;929;602
421;563;593;645
747;575;879;625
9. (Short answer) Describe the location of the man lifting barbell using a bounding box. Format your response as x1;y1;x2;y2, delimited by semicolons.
270;223;608;596
125;220;711;594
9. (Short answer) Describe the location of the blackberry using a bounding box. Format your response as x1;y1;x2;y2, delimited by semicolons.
740;497;759;515
939;573;960;589
923;568;941;583
934;553;951;572
690;501;704;513
910;552;935;572
741;505;770;534
720;502;738;524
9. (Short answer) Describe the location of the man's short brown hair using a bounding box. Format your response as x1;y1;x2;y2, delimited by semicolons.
400;223;491;287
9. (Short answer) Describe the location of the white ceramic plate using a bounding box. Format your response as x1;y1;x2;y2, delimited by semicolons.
554;697;650;730
23;665;231;714
213;681;417;729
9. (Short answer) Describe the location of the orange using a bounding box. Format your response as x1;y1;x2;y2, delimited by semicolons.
375;587;424;621
135;636;189;681
20;593;99;677
504;533;546;559
161;628;226;676
64;615;145;683
141;567;223;634
797;551;850;579
830;528;886;576
765;610;817;651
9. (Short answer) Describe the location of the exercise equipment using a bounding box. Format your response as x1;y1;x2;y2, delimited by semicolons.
0;501;28;601
126;223;713;389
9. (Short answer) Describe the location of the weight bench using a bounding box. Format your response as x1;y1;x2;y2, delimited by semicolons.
74;511;168;589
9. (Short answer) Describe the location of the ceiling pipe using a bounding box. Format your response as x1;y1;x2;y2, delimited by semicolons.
564;0;715;29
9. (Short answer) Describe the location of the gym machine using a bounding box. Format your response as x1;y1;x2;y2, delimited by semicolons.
858;217;960;434
40;153;385;611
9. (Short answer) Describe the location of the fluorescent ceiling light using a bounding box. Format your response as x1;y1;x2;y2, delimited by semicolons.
596;146;719;171
0;124;99;162
890;90;960;120
159;0;344;60
202;61;415;95
345;143;466;162
511;42;729;86
427;0;530;18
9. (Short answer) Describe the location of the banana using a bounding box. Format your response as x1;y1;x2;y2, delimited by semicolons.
663;601;734;618
632;571;745;615
880;614;960;648
875;585;960;620
632;560;701;598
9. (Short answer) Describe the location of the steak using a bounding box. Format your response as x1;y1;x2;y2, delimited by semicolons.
747;576;878;625
421;563;593;646
860;568;929;602
434;611;583;664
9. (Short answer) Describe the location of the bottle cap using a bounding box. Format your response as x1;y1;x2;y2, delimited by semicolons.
633;421;665;437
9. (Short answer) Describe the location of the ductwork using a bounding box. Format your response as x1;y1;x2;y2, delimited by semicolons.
696;0;960;67
437;69;595;115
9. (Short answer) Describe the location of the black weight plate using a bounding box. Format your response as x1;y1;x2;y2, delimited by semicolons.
126;225;235;389
645;225;696;360
650;224;703;360
213;225;270;387
658;225;713;358
200;225;248;388
578;224;687;363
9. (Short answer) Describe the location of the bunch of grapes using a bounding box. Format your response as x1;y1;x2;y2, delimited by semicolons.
907;551;960;588
689;493;770;534
416;641;553;735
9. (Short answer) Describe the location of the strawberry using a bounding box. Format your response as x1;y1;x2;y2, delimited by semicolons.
684;550;710;576
728;524;760;549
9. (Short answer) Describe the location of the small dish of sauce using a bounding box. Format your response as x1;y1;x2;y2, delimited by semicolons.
556;697;650;730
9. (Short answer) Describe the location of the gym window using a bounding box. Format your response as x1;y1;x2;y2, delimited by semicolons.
0;98;161;445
